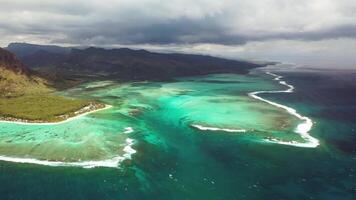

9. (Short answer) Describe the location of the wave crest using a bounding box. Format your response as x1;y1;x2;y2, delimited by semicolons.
249;72;319;148
0;127;137;168
191;124;247;133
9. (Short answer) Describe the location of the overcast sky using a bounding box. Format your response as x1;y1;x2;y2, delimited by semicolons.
1;0;356;68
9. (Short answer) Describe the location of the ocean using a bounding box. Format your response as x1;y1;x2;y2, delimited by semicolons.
0;65;355;200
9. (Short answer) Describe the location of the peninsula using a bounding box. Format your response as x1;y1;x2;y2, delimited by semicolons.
0;47;106;124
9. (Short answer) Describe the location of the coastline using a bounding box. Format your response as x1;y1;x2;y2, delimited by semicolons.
0;104;113;125
248;71;320;148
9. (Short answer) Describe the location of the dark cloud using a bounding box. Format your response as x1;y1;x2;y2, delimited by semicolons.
1;0;356;47
53;16;248;45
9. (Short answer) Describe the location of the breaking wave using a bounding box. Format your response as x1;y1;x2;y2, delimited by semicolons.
0;127;137;168
191;124;247;133
249;72;319;148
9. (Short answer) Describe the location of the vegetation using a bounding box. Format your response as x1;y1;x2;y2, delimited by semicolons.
0;67;98;122
0;67;51;98
0;47;104;123
0;94;93;122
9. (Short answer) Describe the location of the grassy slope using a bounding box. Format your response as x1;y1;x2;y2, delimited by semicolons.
0;49;95;122
0;67;51;97
0;94;91;121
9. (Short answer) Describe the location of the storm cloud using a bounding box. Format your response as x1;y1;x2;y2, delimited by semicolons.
1;0;356;68
1;0;356;45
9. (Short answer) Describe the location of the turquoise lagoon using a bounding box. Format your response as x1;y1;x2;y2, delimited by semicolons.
0;69;354;200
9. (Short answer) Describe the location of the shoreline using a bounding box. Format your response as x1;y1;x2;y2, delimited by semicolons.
0;104;113;126
248;71;320;148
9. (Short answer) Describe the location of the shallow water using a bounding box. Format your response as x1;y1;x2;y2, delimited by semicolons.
0;71;306;165
0;68;355;199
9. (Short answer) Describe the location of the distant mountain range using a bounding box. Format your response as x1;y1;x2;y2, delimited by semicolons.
6;43;70;58
5;43;263;81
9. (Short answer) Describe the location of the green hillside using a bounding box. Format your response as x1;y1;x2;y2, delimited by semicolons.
0;47;98;122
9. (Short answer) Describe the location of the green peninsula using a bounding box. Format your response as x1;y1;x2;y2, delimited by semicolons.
0;47;104;123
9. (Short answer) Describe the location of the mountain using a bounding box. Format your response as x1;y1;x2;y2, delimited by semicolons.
64;47;260;80
0;48;51;97
9;44;262;80
0;47;27;73
21;49;67;69
6;42;70;58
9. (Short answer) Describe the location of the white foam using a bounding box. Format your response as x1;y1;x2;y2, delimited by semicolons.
123;127;134;134
0;130;137;168
122;138;137;159
0;155;125;169
85;81;114;89
0;105;113;126
248;72;319;148
191;124;247;133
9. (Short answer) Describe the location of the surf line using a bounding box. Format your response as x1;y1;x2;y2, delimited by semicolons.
191;124;247;133
0;127;136;169
248;72;320;148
